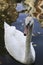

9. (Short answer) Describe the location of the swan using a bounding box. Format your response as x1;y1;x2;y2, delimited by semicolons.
4;16;35;64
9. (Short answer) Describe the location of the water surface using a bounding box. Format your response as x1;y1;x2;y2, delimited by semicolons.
0;2;43;65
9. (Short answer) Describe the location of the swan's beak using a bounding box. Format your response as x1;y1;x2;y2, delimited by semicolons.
24;25;30;36
24;26;28;36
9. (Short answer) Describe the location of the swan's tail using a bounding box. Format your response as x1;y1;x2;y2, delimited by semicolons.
4;22;10;30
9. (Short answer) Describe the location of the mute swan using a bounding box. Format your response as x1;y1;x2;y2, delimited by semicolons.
4;16;35;64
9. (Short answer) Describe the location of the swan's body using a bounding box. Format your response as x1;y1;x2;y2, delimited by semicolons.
4;16;35;64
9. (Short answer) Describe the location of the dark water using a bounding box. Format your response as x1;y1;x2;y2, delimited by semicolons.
0;35;43;65
0;3;43;65
11;13;43;34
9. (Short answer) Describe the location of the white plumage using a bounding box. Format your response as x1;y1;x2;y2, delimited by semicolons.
4;16;35;64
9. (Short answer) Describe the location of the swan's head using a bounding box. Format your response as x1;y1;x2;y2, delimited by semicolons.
24;16;34;36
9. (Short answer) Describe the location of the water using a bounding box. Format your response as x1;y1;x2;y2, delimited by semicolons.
12;3;43;34
11;12;43;34
0;2;43;65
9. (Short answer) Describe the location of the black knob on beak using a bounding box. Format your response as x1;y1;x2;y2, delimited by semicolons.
24;33;26;36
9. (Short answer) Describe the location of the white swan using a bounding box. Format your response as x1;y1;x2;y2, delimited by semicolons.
4;16;35;64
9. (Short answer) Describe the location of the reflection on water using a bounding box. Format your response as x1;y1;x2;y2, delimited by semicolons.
16;3;26;12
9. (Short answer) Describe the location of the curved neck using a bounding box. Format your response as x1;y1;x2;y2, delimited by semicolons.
25;24;33;62
26;24;33;47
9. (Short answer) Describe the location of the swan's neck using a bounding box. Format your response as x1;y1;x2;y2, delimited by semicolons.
25;25;33;62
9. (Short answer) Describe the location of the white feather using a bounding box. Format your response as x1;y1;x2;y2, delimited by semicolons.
4;17;35;64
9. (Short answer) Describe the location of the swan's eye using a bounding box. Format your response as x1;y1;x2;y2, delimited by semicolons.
26;21;31;28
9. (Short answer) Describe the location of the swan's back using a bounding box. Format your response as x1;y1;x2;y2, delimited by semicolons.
4;22;26;63
4;21;35;64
